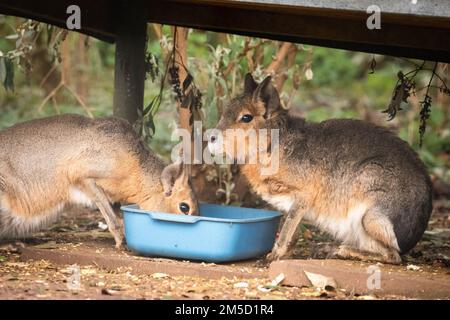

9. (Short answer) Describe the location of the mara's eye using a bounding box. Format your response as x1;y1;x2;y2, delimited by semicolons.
240;114;253;123
179;202;190;214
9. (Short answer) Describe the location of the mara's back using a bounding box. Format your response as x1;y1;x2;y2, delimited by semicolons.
1;115;95;182
283;117;430;187
0;115;163;202
0;114;162;185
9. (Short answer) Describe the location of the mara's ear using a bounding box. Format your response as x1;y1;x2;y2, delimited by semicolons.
252;76;281;118
160;162;182;196
244;73;258;96
176;164;189;185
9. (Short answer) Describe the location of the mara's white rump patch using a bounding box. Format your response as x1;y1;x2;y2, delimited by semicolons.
263;194;296;212
69;187;94;207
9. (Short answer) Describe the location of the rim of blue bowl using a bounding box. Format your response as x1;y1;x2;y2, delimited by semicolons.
120;203;282;224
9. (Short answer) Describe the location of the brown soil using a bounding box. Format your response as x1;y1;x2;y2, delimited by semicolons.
0;199;448;300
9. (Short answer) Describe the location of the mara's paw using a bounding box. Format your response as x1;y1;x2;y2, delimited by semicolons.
382;250;402;265
113;232;126;250
266;245;293;262
265;251;281;263
329;245;358;260
330;245;402;265
114;241;126;251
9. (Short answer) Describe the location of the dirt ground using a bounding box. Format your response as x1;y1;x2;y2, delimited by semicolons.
0;198;448;300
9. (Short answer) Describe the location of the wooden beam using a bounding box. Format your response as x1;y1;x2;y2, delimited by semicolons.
1;0;449;62
147;0;450;63
207;0;450;22
112;1;147;124
0;0;115;42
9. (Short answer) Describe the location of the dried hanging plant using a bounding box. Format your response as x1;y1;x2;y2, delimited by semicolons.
372;60;449;146
144;52;159;82
139;27;204;142
419;94;432;146
383;71;416;120
167;28;203;127
368;55;377;74
417;62;438;147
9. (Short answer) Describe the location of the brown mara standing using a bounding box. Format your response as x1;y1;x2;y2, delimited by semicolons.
208;74;433;264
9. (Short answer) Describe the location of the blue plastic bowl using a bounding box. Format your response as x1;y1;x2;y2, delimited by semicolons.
122;203;282;262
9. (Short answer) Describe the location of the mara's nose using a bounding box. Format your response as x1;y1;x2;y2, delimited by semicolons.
209;135;217;143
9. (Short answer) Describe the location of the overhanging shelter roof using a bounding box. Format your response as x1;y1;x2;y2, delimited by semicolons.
0;0;449;62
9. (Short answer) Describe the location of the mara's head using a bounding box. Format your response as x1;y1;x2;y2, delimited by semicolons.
208;73;286;161
140;162;198;215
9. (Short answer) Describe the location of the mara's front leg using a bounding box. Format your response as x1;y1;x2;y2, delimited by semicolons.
81;179;125;249
267;201;308;261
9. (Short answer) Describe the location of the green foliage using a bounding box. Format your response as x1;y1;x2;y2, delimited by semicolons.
0;18;43;91
0;57;14;90
303;46;358;88
304;106;358;123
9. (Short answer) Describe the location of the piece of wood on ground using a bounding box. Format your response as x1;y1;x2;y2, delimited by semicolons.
269;259;450;299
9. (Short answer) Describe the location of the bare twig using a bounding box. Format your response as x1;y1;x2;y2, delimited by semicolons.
265;42;293;75
65;84;94;118
51;96;60;114
265;42;298;90
38;82;63;112
39;64;58;88
37;34;93;118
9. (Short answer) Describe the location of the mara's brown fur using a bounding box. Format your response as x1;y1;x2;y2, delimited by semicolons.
0;114;198;248
208;74;432;264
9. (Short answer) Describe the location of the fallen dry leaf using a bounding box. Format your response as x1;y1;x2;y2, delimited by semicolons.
357;295;377;300
271;273;285;286
300;290;323;297
257;285;273;293
233;282;249;288
151;272;170;279
101;288;119;295
97;221;108;231
257;273;285;293
304;271;337;290
406;264;421;271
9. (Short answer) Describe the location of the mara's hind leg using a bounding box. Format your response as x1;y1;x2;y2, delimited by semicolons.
333;208;401;264
81;179;125;249
362;209;401;264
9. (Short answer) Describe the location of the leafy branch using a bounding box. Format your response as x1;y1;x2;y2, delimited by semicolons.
138;26;203;143
0;19;41;91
